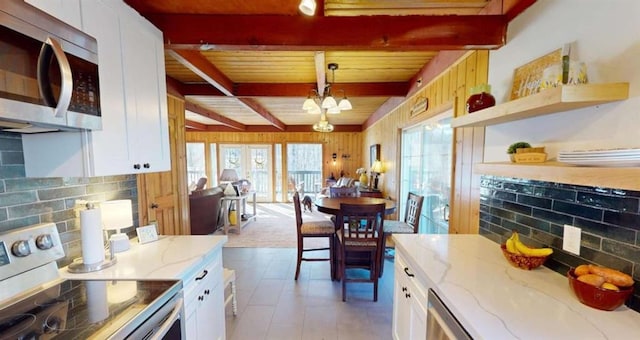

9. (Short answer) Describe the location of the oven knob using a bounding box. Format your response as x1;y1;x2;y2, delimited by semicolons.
12;240;31;257
36;234;54;250
44;316;62;334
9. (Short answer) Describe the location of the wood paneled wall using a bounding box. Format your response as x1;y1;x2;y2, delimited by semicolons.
362;51;488;234
186;131;363;192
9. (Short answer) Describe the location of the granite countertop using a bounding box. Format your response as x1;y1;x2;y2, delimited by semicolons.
59;235;227;281
392;234;640;339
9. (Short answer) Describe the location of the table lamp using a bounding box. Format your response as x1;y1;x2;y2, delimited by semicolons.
101;199;133;253
219;168;239;184
371;160;384;190
220;168;240;195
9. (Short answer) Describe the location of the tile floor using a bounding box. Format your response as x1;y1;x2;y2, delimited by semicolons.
222;247;395;340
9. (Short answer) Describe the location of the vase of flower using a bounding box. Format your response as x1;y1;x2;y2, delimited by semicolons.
356;168;368;187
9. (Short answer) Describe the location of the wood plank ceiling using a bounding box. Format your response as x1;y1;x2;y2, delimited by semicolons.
124;0;536;132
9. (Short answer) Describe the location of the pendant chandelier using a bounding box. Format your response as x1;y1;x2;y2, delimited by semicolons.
312;113;334;132
303;63;352;115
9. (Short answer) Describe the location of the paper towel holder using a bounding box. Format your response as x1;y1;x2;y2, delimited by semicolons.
68;203;118;273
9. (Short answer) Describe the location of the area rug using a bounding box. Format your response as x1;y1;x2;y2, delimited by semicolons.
219;202;333;248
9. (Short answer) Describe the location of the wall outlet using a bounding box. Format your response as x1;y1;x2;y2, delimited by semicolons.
563;224;581;255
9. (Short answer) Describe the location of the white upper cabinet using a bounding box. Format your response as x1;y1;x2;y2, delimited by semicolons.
22;0;170;177
24;0;82;29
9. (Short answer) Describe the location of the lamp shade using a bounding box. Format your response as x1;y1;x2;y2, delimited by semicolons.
321;95;337;109
100;200;133;231
298;0;316;16
220;168;239;182
371;160;384;173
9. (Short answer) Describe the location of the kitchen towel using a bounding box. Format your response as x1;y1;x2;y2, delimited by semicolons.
80;207;105;265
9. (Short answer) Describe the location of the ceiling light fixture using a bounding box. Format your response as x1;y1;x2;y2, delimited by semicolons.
302;63;352;115
298;0;316;16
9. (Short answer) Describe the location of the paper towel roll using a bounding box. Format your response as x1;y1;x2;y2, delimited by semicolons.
80;207;105;265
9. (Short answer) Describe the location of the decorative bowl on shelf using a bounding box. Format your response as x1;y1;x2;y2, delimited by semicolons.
567;269;633;311
500;244;548;270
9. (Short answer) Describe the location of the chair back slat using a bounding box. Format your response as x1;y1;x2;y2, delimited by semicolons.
404;192;425;233
293;191;303;233
339;203;385;245
330;186;357;198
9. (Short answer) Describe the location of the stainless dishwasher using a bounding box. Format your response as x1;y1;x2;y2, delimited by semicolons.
427;289;473;340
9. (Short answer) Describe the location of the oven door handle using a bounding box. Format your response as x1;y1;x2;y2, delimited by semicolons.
149;297;183;340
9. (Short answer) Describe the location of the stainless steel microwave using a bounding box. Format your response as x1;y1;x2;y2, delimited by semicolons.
0;1;101;133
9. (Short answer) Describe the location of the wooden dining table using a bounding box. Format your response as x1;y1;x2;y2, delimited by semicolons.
314;197;397;280
315;196;397;216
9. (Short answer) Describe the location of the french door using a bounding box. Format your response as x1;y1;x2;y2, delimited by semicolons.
400;109;453;234
219;144;272;202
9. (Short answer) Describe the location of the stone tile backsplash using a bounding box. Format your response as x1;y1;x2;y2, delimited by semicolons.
0;132;137;266
479;175;640;312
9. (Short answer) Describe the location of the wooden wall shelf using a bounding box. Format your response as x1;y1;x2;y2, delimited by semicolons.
451;83;629;128
474;161;640;191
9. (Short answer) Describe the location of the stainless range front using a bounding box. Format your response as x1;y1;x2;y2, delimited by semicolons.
0;223;184;339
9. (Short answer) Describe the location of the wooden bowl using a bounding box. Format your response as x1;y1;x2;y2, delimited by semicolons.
500;244;548;270
567;269;633;311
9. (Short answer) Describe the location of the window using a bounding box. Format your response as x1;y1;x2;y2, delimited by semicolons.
186;143;205;188
286;144;322;200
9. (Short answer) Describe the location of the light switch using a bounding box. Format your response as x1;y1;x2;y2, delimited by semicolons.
563;224;581;255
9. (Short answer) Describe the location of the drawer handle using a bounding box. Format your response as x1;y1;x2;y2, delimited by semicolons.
195;270;208;281
404;267;415;277
402;287;407;292
405;293;411;299
198;295;204;301
204;289;210;295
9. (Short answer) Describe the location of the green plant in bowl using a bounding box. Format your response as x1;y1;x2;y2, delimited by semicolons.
507;142;531;162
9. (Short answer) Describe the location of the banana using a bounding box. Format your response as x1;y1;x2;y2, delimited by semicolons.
513;233;553;257
505;238;520;254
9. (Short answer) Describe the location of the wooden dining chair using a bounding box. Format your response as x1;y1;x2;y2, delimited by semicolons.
293;191;337;280
336;202;386;302
382;192;424;269
329;186;357;198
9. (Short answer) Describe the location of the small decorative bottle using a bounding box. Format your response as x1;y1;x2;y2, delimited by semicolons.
466;84;496;113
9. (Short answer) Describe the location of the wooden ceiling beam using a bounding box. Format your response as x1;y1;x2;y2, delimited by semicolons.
185;120;207;130
314;52;326;95
181;82;408;97
184;101;246;130
154;14;507;51
237;98;287;131
167;49;234;95
195;124;362;133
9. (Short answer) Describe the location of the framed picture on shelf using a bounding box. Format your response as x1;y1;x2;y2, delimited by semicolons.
370;144;380;167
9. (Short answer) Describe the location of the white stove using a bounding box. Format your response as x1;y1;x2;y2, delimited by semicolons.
0;223;184;339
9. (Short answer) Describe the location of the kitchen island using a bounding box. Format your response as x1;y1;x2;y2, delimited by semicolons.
60;235;227;340
392;234;640;339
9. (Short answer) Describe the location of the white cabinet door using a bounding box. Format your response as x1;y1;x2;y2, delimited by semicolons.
117;9;170;173
25;0;82;28
80;0;134;175
393;267;412;340
182;250;226;340
393;251;429;340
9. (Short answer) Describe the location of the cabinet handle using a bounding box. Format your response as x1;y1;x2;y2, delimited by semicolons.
143;163;150;169
404;267;415;277
405;293;411;299
195;269;208;281
204;289;210;295
151;203;159;209
198;295;204;301
402;287;407;292
133;164;141;169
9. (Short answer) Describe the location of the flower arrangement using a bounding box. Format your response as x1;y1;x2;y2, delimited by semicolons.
356;168;367;175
